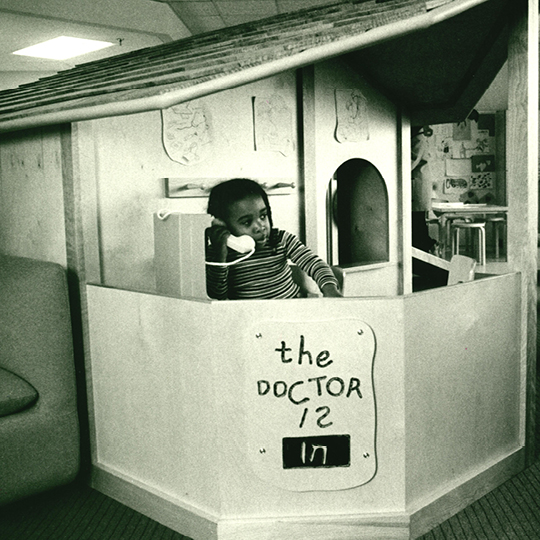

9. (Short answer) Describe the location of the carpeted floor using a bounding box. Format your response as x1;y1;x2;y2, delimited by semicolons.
0;482;189;540
2;457;540;540
418;459;540;539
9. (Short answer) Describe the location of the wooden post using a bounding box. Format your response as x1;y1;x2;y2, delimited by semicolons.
398;107;413;295
506;0;538;464
299;66;319;252
62;120;105;470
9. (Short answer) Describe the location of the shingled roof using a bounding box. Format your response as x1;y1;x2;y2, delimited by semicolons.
0;0;508;133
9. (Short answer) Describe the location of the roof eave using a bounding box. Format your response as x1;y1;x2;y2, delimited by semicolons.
0;0;494;134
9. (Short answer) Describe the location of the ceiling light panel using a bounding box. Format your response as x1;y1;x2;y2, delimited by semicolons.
13;36;114;61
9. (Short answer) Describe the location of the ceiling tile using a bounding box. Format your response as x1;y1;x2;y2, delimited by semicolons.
277;0;337;13
166;3;225;33
195;15;226;31
168;1;219;16
214;1;278;16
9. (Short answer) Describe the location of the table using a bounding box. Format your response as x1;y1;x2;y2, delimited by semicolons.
430;203;508;260
431;202;508;217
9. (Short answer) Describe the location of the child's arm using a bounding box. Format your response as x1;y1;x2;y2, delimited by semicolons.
205;225;230;299
321;282;342;297
282;231;342;297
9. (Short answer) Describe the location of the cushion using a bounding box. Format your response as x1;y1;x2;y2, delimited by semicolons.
0;367;38;417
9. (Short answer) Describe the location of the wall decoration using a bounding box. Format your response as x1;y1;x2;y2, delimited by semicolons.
453;119;472;141
436;137;452;158
452;142;469;159
334;89;369;143
474;130;491;154
470;172;495;190
471;154;495;173
450;131;491;159
161;101;211;165
445;158;471;177
253;94;294;156
431;119;500;202
444;176;469;194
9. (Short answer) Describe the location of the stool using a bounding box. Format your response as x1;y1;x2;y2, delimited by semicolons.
485;215;506;259
442;214;472;257
451;221;486;265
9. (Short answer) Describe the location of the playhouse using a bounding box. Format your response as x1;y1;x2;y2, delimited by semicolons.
0;0;536;538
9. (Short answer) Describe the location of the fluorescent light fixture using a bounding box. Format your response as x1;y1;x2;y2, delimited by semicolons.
13;36;114;60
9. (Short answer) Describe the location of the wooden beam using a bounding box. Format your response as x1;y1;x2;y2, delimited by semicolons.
506;0;538;464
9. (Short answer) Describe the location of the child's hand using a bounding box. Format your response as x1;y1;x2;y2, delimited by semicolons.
207;224;230;262
321;283;342;298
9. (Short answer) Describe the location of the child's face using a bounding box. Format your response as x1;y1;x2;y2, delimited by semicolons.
225;195;270;247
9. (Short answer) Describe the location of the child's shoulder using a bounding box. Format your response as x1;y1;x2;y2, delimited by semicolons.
272;228;297;245
273;228;296;239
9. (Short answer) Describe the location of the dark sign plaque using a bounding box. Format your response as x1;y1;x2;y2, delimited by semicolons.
283;434;351;469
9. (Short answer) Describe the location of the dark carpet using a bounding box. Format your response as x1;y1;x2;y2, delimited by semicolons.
0;482;190;540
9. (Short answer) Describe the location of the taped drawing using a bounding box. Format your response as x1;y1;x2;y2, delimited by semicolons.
253;94;294;156
335;89;369;143
161;101;211;165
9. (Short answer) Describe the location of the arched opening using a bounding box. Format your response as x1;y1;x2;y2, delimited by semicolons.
327;158;389;266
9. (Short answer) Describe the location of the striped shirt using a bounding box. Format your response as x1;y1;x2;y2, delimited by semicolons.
206;229;338;300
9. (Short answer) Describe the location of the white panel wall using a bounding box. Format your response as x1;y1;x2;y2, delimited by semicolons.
0;126;67;265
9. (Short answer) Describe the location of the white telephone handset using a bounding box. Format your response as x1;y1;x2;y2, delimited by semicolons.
226;234;256;253
212;218;255;253
206;219;255;266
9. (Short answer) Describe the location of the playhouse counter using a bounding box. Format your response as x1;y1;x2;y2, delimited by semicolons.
86;272;523;540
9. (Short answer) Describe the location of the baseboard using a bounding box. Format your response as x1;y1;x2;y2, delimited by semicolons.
216;515;411;540
90;464;410;540
408;447;525;539
91;448;525;540
90;464;219;540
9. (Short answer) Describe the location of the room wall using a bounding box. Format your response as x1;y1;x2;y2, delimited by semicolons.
0;126;68;265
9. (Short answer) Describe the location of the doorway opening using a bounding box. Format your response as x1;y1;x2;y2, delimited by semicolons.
327;158;389;266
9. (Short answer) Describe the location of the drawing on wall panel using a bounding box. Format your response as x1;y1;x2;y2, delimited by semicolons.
334;89;369;143
161;101;211;165
252;94;294;156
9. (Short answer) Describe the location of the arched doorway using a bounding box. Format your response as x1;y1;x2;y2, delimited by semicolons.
327;158;389;266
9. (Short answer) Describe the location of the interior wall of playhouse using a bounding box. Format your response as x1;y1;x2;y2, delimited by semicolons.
0;56;509;296
0;57;406;295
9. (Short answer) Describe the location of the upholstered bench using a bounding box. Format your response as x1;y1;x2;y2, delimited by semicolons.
0;255;80;505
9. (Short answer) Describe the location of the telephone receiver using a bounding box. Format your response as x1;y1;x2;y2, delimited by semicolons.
212;218;256;253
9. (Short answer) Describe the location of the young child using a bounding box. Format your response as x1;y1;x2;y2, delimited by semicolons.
206;178;342;300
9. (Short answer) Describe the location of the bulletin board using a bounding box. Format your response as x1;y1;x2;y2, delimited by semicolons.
432;114;499;204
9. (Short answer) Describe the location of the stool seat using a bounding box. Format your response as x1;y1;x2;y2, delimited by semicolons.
451;221;486;265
